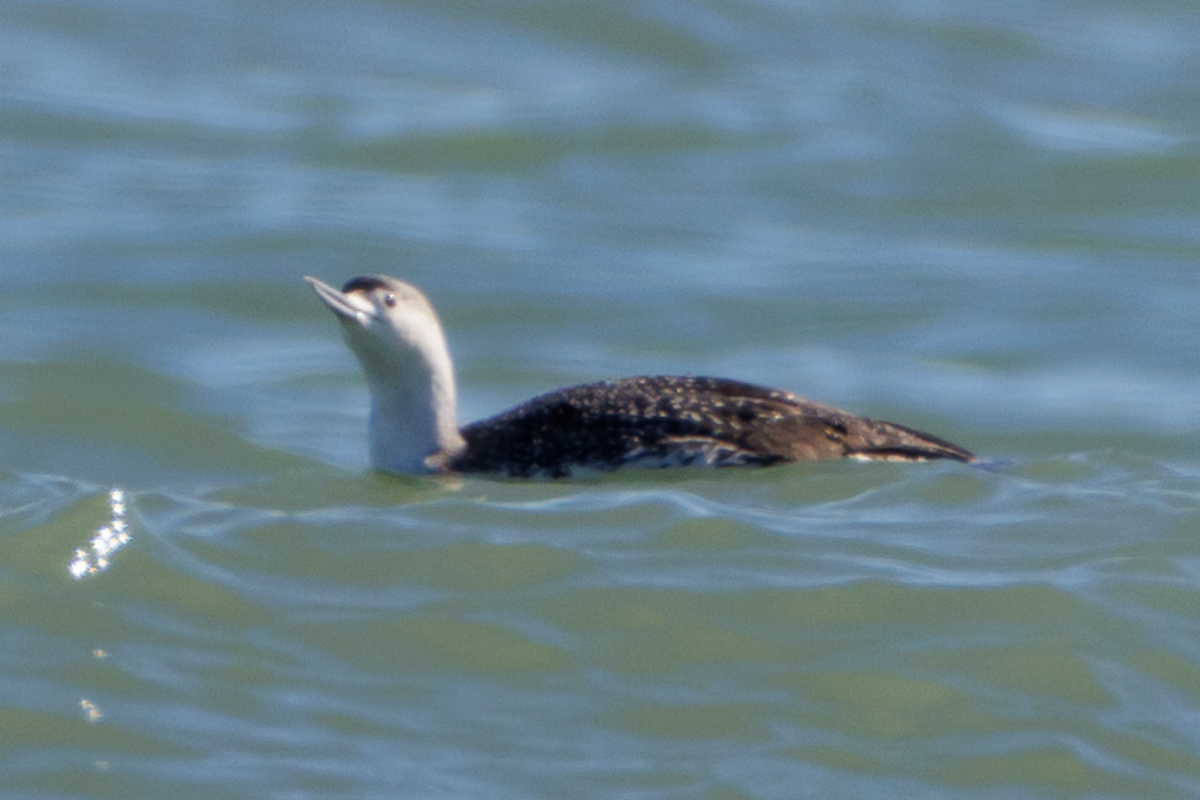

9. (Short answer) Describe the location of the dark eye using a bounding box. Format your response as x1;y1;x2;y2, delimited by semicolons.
383;293;397;308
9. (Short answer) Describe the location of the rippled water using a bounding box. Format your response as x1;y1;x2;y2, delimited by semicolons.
3;1;1200;798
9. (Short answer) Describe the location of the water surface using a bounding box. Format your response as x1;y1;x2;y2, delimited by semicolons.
2;1;1200;798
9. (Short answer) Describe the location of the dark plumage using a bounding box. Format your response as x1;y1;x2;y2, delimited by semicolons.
454;376;973;477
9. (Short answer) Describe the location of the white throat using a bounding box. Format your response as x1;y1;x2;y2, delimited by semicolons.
365;353;463;473
341;302;465;473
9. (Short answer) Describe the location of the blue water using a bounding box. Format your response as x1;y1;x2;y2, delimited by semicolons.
3;1;1200;798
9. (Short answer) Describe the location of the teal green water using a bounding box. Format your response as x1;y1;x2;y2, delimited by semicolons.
3;1;1200;798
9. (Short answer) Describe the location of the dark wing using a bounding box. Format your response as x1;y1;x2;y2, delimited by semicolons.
452;376;972;476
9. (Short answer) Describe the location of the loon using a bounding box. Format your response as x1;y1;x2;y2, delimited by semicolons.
306;275;974;477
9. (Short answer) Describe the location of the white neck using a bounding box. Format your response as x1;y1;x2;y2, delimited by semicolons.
345;320;466;474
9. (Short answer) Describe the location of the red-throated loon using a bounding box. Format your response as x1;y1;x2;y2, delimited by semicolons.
306;275;974;477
